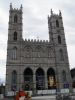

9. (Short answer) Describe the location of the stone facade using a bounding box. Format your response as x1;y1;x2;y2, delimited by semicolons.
6;4;72;95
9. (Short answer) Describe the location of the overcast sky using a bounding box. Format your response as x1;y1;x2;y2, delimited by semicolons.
0;0;75;84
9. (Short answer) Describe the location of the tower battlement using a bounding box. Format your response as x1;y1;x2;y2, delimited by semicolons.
10;3;22;12
48;9;62;18
24;39;49;44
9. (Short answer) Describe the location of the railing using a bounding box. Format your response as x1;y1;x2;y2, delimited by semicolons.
6;88;75;96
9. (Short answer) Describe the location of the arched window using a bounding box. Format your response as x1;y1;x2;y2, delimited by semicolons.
24;46;32;57
36;68;45;90
58;35;61;44
62;70;67;82
13;31;17;41
36;46;42;57
59;49;64;61
23;68;33;91
47;68;56;89
48;47;54;58
11;70;17;90
12;47;17;60
14;15;18;23
56;20;59;27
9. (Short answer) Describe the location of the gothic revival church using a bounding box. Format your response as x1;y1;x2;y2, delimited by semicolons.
6;4;72;95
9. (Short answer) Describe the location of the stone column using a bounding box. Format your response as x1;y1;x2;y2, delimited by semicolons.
45;70;48;90
33;68;36;95
20;70;23;90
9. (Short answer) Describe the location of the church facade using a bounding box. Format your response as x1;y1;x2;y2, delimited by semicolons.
6;4;72;95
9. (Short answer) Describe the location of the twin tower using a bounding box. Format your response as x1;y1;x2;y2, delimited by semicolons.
6;4;72;95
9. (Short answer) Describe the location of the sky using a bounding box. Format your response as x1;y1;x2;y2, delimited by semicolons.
0;0;75;84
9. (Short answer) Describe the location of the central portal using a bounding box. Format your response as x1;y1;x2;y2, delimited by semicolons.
36;68;45;90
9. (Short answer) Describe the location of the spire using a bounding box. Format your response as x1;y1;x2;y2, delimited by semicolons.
20;4;23;10
59;10;62;16
51;9;53;15
10;3;12;10
48;15;49;19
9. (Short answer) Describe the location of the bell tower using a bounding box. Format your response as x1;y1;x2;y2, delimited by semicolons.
8;3;23;42
48;9;72;91
6;4;23;93
48;9;65;44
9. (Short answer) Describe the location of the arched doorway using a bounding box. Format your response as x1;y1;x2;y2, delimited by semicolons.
36;68;45;90
47;68;56;89
23;68;33;91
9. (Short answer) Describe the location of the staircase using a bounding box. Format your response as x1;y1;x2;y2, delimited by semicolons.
1;95;56;100
1;95;74;100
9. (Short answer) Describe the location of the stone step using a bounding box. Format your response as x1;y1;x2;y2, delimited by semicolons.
31;96;56;100
19;96;56;100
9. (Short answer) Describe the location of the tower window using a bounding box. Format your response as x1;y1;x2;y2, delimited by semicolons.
12;47;17;60
59;49;64;61
58;35;61;44
62;70;67;82
56;20;59;27
14;15;18;23
13;31;17;41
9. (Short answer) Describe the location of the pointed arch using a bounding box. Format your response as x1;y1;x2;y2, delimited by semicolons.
58;35;61;44
35;46;42;52
13;31;17;41
47;68;56;89
24;45;33;52
56;20;59;27
11;70;17;90
14;14;18;23
23;68;33;90
36;68;45;90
